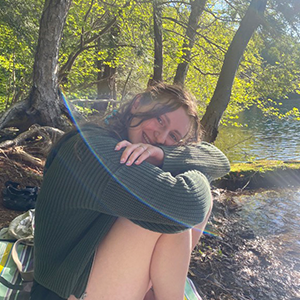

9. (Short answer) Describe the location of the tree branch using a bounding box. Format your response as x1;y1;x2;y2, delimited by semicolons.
159;1;190;5
84;16;117;45
81;0;95;47
223;0;238;11
59;45;97;80
121;68;132;102
164;16;227;54
74;77;113;91
153;0;163;82
203;8;241;23
59;1;131;80
193;65;220;76
174;0;207;85
162;16;188;29
196;31;227;53
59;18;116;78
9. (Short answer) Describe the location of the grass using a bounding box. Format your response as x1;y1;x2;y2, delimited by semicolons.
230;160;300;173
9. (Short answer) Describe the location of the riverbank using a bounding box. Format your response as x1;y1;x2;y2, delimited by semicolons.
190;188;300;300
189;160;300;299
1;156;300;299
214;159;300;190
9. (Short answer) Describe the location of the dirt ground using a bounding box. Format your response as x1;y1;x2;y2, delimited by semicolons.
0;156;43;228
0;155;299;300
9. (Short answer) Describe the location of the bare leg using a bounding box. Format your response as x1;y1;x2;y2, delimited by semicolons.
191;200;212;250
144;197;212;300
150;230;192;300
68;217;192;300
143;214;211;300
80;217;161;300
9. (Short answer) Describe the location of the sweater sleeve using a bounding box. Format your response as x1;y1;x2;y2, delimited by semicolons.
79;128;212;232
160;142;230;182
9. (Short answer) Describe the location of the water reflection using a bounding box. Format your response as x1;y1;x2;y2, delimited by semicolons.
216;99;300;163
233;189;300;256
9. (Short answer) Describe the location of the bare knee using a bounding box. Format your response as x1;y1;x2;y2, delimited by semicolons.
159;229;193;251
82;218;162;300
106;217;163;246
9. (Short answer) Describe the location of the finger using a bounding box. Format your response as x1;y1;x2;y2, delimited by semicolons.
115;140;132;150
134;149;151;165
120;144;144;164
124;145;148;166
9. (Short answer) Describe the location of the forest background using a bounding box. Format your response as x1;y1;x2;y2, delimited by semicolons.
0;0;300;147
1;2;300;299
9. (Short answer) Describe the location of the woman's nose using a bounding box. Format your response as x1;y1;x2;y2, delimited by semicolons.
154;130;168;145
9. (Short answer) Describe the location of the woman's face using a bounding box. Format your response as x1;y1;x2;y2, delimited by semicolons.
127;100;191;146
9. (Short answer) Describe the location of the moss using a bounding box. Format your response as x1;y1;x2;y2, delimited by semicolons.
230;160;300;173
214;160;300;190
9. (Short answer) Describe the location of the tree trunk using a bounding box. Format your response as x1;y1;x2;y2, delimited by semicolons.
0;0;73;132
92;24;119;113
93;64;116;112
31;0;73;127
173;0;207;86
201;0;267;143
152;0;163;83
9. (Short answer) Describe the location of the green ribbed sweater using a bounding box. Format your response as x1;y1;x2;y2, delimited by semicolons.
34;126;230;299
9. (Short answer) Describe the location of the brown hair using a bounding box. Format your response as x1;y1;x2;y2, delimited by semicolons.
103;83;202;143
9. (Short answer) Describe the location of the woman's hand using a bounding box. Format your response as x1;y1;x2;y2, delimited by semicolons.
115;140;164;167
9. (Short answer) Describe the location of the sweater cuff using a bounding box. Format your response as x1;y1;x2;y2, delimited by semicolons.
160;143;230;181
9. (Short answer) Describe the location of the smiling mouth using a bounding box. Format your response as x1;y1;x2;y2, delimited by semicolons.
143;133;151;144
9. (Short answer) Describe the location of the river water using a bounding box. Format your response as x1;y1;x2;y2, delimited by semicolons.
216;99;300;163
215;100;300;295
233;188;300;254
223;188;300;299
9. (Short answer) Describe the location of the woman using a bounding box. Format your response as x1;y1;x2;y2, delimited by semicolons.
30;83;230;300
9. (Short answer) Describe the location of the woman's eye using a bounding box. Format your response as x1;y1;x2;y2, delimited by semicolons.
157;117;163;125
170;133;178;142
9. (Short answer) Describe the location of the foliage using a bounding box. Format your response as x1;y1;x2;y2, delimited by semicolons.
0;0;43;110
60;0;154;100
0;0;299;127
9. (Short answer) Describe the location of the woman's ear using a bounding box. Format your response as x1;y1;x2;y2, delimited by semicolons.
130;94;142;113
